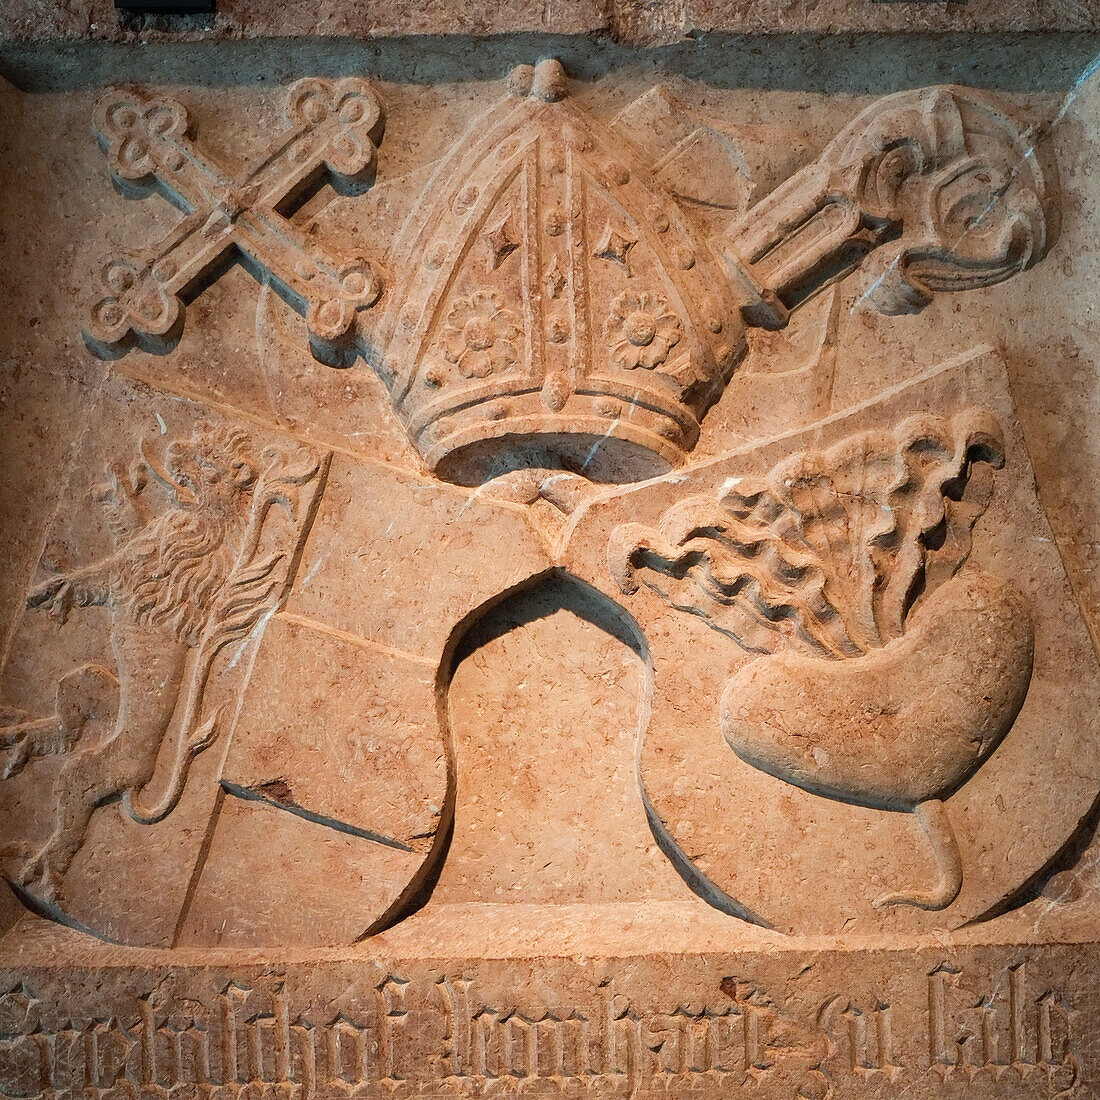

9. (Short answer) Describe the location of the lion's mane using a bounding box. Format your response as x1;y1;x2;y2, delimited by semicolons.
111;428;254;646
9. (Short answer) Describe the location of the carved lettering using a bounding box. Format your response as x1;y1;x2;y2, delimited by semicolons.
376;974;409;1084
925;961;1080;1090
821;997;900;1076
0;965;1085;1097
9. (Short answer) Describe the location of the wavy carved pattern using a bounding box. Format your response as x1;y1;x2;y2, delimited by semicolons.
609;408;1005;659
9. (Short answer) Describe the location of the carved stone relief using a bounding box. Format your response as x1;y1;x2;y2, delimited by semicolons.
610;405;1029;911
567;347;1100;934
1;35;1099;1098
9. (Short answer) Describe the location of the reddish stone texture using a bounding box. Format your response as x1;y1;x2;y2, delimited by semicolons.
1;46;1099;1099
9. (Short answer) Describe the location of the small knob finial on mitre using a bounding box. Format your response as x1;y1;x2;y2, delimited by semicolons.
509;58;568;101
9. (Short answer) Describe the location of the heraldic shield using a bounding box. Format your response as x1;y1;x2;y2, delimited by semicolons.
0;60;1095;948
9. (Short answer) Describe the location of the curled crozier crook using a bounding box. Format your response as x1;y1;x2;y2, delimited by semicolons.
721;86;1056;325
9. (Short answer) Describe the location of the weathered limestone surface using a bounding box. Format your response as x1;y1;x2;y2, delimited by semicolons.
1;17;1100;1099
3;0;1100;43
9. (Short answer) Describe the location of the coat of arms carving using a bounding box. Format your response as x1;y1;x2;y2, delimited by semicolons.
0;57;1094;950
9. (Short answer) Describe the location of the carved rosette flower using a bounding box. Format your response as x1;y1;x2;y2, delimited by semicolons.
606;291;683;370
441;291;521;379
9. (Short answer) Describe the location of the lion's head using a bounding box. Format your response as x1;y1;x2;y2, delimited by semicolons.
114;426;261;645
145;426;257;518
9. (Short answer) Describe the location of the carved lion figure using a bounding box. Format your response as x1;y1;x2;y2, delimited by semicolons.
0;425;290;901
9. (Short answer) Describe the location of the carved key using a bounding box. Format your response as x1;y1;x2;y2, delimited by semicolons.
85;78;385;360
